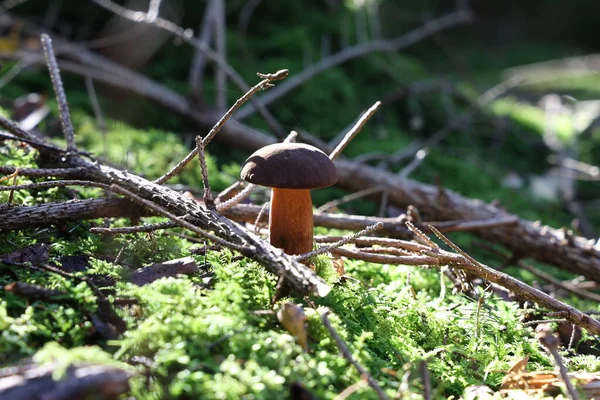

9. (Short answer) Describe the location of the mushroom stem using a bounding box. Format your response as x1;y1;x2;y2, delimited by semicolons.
269;188;314;255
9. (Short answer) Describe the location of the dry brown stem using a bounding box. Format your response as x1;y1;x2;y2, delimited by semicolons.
319;309;390;400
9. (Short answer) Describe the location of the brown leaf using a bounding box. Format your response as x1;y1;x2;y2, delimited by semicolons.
0;243;49;265
332;255;345;276
277;303;308;351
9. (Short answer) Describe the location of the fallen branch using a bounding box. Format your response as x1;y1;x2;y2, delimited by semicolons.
128;256;199;286
324;228;600;335
0;362;133;399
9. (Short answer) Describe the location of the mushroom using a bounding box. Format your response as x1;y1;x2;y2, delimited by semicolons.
241;143;337;256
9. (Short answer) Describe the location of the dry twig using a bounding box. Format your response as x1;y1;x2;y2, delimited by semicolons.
329;101;381;160
41;34;76;152
154;69;288;184
319;309;390;400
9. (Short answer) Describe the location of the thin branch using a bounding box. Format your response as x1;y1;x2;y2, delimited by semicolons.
0;108;42;143
146;0;162;22
320;309;390;400
316;186;383;213
0;166;87;178
536;325;580;400
41;34;76;152
236;8;472;119
295;222;383;261
253;202;269;235
90;221;177;235
154;69;288;185
216;183;255;212
329;101;381;159
195;137;215;209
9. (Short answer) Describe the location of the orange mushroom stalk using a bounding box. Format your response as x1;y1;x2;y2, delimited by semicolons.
241;143;337;256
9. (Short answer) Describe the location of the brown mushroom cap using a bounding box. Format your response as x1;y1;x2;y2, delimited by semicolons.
241;143;337;189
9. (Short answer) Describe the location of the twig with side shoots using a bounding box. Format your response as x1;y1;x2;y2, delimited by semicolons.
536;324;580;400
109;184;250;253
319;309;390;400
41;34;76;152
154;69;288;185
217;183;255;212
329;101;381;159
295;222;383;262
324;225;600;335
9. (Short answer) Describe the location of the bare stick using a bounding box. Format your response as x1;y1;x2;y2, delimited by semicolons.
315;186;383;213
329;101;381;159
41;34;76;152
195;137;215;209
146;0;162;22
406;221;438;248
254;201;269;235
329;247;440;266
0;132;66;154
316;186;383;213
536;325;579;400
0;166;86;178
0;109;43;143
109;184;250;253
320;309;390;400
335;377;368;400
236;8;471;119
216;184;255;212
154;69;288;185
295;222;383;261
428;224;480;266
90;221;177;234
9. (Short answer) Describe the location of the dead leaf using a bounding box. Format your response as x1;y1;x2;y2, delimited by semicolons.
332;255;345;276
277;303;308;351
507;355;530;375
0;243;49;265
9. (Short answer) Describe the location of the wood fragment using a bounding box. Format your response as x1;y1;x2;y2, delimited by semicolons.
128;256;199;286
0;363;133;400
